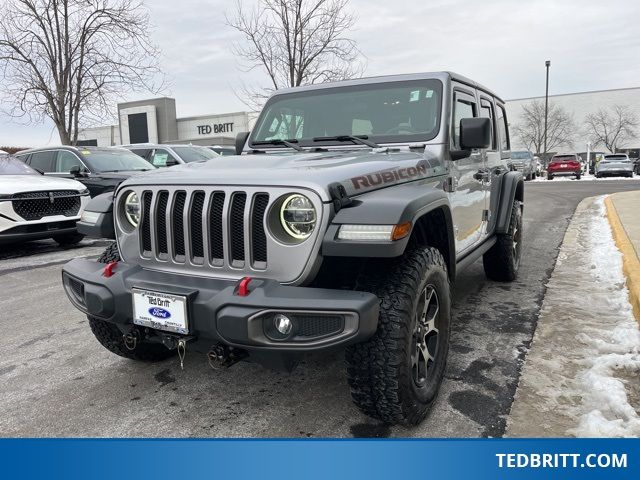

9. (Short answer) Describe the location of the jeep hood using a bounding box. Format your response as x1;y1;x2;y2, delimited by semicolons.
119;147;445;201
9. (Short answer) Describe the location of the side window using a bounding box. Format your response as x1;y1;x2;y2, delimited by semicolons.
56;151;83;172
497;104;510;151
151;149;177;167
29;151;56;172
452;95;476;149
130;149;151;159
480;99;496;150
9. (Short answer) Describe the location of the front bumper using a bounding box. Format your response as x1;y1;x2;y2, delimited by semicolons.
61;258;379;352
0;219;79;244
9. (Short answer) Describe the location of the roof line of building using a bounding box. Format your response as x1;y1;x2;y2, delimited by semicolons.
507;85;640;102
177;111;248;122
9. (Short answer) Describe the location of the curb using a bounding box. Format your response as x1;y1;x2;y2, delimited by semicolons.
605;196;640;322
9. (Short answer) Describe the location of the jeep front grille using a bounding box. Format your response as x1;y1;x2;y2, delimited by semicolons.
120;186;326;284
139;189;271;269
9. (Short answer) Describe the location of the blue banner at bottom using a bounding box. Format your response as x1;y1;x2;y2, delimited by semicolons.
0;438;637;479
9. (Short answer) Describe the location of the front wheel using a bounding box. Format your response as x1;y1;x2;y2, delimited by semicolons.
576;173;581;180
547;174;553;180
53;233;84;246
483;199;523;282
345;247;451;425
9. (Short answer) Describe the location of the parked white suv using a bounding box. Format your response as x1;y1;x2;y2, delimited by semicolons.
0;156;90;245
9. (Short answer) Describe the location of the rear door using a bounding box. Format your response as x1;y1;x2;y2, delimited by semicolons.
449;87;487;254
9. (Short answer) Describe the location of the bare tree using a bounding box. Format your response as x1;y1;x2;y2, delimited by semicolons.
0;0;163;145
512;100;576;154
584;105;639;153
227;0;365;110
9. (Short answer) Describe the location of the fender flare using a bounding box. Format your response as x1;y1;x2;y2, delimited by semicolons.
495;171;524;234
77;191;115;239
321;184;456;275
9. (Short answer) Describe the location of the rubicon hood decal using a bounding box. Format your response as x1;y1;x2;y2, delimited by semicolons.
349;159;430;191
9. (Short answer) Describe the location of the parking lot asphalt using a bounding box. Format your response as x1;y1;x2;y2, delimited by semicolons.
1;180;640;438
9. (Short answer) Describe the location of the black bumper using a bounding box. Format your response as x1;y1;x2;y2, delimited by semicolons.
0;220;78;244
61;259;380;352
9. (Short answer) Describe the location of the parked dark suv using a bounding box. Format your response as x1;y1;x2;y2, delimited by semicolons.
63;72;524;426
15;146;155;197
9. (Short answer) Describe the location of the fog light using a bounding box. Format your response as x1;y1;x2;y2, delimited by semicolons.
274;314;293;335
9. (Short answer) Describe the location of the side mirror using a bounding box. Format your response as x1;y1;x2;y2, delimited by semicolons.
166;159;179;167
69;165;85;177
235;131;250;155
460;117;491;150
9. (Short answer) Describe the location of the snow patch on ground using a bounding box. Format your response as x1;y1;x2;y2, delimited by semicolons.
568;197;640;437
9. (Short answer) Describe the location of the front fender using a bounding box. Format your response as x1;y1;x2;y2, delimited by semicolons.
321;181;453;259
77;191;115;239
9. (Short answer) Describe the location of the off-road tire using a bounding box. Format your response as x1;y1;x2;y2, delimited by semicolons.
483;199;523;282
53;233;84;246
89;242;175;362
97;241;120;263
345;247;451;425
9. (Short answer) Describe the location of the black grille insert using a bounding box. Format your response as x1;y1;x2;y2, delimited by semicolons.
251;194;269;265
141;191;152;252
172;191;187;258
297;315;344;338
229;193;246;263
156;191;169;255
209;192;225;261
190;191;205;260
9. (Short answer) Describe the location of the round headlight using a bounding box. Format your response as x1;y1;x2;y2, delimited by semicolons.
123;191;140;227
280;194;316;240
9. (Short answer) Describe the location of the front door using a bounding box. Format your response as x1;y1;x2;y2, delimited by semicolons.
448;89;487;255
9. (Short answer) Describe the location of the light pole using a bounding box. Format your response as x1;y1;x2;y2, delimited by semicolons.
543;60;551;161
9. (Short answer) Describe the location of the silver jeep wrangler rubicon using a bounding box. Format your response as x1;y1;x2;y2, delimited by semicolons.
62;72;523;425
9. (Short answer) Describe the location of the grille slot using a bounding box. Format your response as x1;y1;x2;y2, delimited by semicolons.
190;191;205;262
209;192;225;263
12;190;81;221
229;193;247;264
297;315;344;338
251;193;269;266
141;191;152;253
156;191;169;255
172;191;187;259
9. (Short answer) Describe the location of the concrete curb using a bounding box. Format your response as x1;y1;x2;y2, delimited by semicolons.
605;196;640;322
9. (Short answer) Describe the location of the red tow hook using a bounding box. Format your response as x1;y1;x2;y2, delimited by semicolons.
236;276;253;296
103;261;118;278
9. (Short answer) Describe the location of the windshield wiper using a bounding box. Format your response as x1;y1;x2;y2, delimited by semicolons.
251;139;305;152
312;135;380;148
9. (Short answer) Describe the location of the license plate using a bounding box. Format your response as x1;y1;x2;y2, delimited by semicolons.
561;163;567;168
132;288;188;334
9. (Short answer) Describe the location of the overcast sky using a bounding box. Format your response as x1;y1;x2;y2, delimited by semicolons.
2;0;640;146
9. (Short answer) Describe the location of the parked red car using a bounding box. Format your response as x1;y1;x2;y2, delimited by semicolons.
547;154;582;180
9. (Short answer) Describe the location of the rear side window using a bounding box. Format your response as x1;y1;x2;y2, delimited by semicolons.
452;96;476;149
479;99;496;150
497;104;509;151
28;151;56;172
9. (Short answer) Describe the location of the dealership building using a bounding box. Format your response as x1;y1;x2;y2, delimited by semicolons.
77;97;256;147
79;87;640;155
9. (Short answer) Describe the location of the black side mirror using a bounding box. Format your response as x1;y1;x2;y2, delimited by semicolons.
69;165;83;177
235;131;250;155
460;117;491;150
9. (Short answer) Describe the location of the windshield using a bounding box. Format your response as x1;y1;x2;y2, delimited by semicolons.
79;149;155;172
511;151;531;159
0;156;39;175
172;146;220;162
603;155;629;163
251;79;443;147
